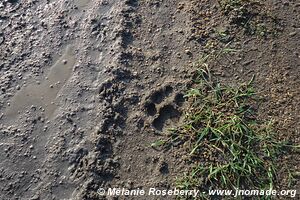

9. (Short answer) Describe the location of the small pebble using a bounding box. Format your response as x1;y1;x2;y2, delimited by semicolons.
289;32;297;37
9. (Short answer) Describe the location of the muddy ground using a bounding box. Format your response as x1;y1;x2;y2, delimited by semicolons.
0;0;299;200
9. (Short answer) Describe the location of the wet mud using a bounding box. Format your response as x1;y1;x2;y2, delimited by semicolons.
0;0;299;200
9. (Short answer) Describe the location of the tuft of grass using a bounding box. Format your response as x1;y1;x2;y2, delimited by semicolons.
217;0;281;37
218;0;261;25
164;63;296;199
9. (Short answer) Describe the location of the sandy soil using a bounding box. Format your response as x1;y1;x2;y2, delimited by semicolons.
0;0;299;200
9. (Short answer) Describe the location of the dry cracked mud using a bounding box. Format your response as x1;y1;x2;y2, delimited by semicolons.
0;0;299;200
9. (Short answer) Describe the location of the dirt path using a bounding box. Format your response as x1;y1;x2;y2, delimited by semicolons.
0;0;128;199
0;0;299;200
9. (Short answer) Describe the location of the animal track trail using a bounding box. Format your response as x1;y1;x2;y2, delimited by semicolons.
144;85;185;131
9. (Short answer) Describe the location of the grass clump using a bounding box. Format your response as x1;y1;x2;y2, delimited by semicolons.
165;62;292;198
217;0;281;37
218;0;261;25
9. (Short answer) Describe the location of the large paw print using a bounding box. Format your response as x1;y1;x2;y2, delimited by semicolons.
144;85;185;131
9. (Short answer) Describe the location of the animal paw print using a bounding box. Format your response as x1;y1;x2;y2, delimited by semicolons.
144;85;185;131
